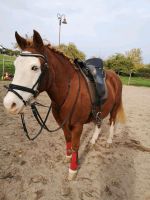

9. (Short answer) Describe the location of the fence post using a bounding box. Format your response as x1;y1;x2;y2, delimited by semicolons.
2;54;5;80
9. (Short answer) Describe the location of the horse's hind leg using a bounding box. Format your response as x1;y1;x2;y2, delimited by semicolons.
90;125;102;144
107;99;126;145
106;106;118;145
107;121;117;145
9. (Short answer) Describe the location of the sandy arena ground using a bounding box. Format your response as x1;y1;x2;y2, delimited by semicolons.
0;81;150;200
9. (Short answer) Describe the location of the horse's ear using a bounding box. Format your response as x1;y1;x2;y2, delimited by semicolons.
33;30;44;49
15;32;27;50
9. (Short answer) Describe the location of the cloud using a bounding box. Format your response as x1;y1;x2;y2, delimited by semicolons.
0;0;150;63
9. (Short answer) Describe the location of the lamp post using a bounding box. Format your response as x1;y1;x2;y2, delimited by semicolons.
57;13;67;46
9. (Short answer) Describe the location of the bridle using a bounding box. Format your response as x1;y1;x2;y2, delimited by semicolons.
4;52;81;140
4;53;48;106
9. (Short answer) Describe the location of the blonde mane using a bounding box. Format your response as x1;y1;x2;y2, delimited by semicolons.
46;44;74;64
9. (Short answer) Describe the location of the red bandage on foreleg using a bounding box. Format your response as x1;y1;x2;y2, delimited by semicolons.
70;151;78;170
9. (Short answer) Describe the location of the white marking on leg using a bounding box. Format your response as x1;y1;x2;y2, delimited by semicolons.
90;125;101;144
114;122;117;133
65;155;72;163
68;168;77;181
107;122;115;144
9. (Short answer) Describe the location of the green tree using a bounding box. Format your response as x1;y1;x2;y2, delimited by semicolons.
105;53;133;74
105;53;134;85
144;63;150;68
56;43;86;61
125;48;143;69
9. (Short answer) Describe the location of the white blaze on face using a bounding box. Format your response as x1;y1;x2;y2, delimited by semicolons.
3;53;41;114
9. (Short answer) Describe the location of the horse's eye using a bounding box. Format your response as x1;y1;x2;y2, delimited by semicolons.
31;66;38;71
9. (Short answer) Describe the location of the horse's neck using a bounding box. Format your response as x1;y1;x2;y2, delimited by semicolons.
46;48;75;106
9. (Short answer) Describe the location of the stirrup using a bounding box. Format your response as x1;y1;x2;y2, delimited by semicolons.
96;111;102;127
92;105;102;127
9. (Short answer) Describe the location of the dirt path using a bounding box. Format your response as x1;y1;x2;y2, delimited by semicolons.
0;82;150;200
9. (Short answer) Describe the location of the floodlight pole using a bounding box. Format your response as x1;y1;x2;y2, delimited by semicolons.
57;13;67;46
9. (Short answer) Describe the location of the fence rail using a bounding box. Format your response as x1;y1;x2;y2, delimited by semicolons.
0;59;14;62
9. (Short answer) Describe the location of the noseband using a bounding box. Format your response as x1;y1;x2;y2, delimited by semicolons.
5;53;48;105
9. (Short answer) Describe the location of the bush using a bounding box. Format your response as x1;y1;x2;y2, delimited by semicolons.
136;68;150;78
56;43;86;61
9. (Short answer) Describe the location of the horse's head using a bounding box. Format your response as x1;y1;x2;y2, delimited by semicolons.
3;30;48;114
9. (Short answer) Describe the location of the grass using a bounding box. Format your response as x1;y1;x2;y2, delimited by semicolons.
120;76;150;87
0;54;16;61
0;54;15;79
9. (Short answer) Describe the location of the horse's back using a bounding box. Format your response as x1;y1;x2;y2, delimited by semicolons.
105;70;122;96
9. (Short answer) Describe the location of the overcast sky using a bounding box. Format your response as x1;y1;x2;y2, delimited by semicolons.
0;0;150;63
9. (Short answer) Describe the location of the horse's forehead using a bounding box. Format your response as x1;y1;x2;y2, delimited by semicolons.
14;55;40;68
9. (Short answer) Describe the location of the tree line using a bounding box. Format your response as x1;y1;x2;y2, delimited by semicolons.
56;45;150;78
1;42;150;78
0;47;20;56
105;48;150;77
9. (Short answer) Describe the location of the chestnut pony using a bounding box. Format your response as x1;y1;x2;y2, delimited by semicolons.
3;30;125;180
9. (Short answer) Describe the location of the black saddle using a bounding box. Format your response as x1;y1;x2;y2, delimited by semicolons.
74;58;107;106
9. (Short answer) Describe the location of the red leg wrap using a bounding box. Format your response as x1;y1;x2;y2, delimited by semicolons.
66;142;72;156
70;151;78;170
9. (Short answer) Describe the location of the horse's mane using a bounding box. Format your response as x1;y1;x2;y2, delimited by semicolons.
46;44;74;65
22;38;74;65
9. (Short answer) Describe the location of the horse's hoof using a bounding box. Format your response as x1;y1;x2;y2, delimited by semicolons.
68;169;77;181
90;139;96;145
105;141;112;148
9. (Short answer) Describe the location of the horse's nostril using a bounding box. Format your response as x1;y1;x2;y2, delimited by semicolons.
11;102;16;109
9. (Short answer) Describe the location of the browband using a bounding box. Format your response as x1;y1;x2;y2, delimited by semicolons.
20;53;47;62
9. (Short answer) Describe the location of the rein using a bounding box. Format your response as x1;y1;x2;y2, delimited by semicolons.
20;71;80;140
5;52;81;140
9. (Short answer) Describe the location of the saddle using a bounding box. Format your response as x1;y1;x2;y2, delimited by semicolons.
74;58;108;106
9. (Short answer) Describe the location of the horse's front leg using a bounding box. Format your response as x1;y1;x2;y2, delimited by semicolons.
62;126;72;161
52;107;72;161
68;123;83;180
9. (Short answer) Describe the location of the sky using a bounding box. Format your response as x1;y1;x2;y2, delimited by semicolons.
0;0;150;63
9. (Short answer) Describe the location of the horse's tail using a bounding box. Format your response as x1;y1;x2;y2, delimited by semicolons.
116;99;126;124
